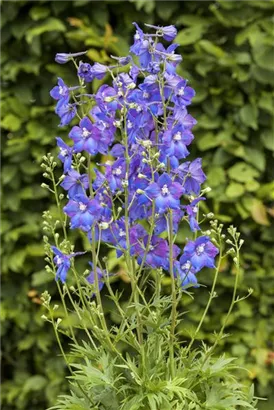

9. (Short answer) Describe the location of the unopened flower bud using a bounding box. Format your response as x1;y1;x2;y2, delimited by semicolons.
56;318;62;326
104;96;115;102
204;187;212;193
53;304;59;311
41;315;48;321
136;189;144;194
100;222;109;230
41;183;49;189
206;212;214;219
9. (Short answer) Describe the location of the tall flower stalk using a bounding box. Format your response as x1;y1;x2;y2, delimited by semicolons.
41;23;258;410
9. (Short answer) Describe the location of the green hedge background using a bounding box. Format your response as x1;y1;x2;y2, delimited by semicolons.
1;1;274;409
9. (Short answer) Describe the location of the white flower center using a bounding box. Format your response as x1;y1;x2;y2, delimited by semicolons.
143;91;150;99
193;206;198;213
149;245;154;251
127;120;133;129
82;127;90;138
119;229;126;237
178;87;185;96
113;166;122;176
161;184;169;196
182;261;191;271
136;105;142;112
59;86;65;95
56;255;63;266
173;131;182;141
79;202;87;211
135;33;140;40
118;90;123;97
60;148;67;156
196;243;205;255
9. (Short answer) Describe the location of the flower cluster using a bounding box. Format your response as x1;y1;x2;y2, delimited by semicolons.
50;23;218;288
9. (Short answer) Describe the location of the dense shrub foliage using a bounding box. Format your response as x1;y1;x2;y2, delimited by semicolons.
1;1;274;409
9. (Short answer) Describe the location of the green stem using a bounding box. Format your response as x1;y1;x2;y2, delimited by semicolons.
49;310;93;405
168;209;177;379
50;169;67;240
202;245;240;366
185;243;223;356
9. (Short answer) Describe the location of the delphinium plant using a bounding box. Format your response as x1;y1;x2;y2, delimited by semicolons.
41;23;259;410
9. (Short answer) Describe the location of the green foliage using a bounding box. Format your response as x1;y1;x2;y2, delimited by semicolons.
1;1;274;409
48;332;258;410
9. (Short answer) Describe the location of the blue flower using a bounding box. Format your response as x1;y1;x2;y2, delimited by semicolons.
78;62;94;82
174;255;199;288
110;55;132;66
56;137;73;173
50;77;70;100
144;173;184;214
176;158;206;195
55;51;87;64
52;247;84;283
183;236;219;270
162;124;194;159
145;23;177;41
63;194;101;232
183;197;205;232
69;117;102;155
60;170;89;198
92;63;108;80
55;98;76;127
86;263;105;293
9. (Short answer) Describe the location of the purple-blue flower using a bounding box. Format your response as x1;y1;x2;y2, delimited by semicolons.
145;23;177;41
60;170;89;198
162;124;194;159
69;117;101;155
176;158;206;195
143;173;184;214
50;77;70;100
52;246;84;283
78;62;94;82
56;137;73;173
87;263;105;293
55;51;87;64
63;194;101;232
174;255;199;288
55;98;77;127
183;197;205;232
183;236;219;270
